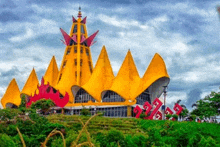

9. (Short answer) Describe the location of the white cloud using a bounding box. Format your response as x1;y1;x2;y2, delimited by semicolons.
8;19;59;42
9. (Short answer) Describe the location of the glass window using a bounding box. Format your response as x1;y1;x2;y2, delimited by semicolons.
81;25;85;34
69;39;74;46
80;47;83;53
74;88;96;103
58;74;62;81
73;25;77;33
102;91;125;102
86;49;89;56
66;47;71;55
136;89;151;105
74;46;77;53
74;59;77;66
80;59;83;66
63;61;67;68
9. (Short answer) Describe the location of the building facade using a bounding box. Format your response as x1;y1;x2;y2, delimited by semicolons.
1;9;170;117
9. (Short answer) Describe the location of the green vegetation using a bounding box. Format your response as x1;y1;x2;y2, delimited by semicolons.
191;91;220;121
0;110;220;146
30;99;55;115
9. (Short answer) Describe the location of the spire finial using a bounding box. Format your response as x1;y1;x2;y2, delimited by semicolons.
78;6;82;18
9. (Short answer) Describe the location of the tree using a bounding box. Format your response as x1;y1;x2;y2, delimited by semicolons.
31;99;55;115
191;91;220;121
19;94;26;108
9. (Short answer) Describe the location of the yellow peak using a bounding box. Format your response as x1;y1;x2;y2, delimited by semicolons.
44;56;59;87
142;53;169;80
82;46;114;101
135;53;170;101
55;58;76;103
109;50;141;100
21;68;39;96
1;78;21;108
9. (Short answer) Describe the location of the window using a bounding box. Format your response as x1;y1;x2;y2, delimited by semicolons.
81;25;85;34
73;25;77;33
136;89;151;105
86;49;89;56
102;91;125;102
74;46;77;53
75;71;77;77
88;61;92;73
80;47;83;53
74;59;77;66
74;88;95;103
69;39;74;46
66;47;71;55
63;61;67;68
80;59;83;66
80;72;82;77
58;74;62;81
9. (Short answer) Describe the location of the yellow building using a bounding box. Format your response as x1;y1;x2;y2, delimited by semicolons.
1;8;169;117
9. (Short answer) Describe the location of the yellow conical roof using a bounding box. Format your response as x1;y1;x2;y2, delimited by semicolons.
44;56;59;87
1;79;21;108
108;50;141;100
21;68;39;96
82;46;114;101
55;59;76;103
136;53;170;97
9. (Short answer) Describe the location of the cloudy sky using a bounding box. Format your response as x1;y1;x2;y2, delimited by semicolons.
0;0;220;109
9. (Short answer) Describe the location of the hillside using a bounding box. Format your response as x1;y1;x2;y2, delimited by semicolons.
1;112;220;147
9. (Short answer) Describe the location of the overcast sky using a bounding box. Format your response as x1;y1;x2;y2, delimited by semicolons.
0;0;220;109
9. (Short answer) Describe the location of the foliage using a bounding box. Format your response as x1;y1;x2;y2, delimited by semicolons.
31;99;55;115
166;114;172;119
0;108;21;121
0;133;16;147
172;114;178;120
1;113;220;147
18;94;26;108
80;106;91;116
139;113;148;119
189;114;197;121
191;91;220;119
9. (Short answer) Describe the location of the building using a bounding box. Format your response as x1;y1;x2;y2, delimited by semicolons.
1;8;170;117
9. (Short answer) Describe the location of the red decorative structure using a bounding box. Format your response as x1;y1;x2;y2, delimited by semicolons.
81;16;87;24
60;28;72;46
148;98;163;119
26;77;69;108
173;103;183;115
143;101;152;117
72;16;77;22
165;107;173;115
133;105;143;118
133;98;183;120
81;30;99;47
155;111;162;120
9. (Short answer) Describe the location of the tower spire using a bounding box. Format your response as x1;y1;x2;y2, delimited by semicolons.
78;6;82;18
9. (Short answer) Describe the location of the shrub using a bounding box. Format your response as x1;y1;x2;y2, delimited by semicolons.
0;133;16;147
172;114;178;121
106;129;125;146
166;114;172;120
140;113;148;119
81;107;91;116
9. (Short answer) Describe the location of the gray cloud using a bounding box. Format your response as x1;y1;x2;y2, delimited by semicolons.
0;0;220;109
185;89;202;109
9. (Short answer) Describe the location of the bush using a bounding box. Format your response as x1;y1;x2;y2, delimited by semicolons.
81;107;91;116
166;114;172;120
139;113;148;119
172;114;178;121
0;108;21;121
106;129;125;146
0;133;16;147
